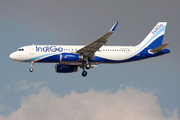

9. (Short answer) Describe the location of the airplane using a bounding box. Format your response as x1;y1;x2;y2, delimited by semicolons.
9;21;170;77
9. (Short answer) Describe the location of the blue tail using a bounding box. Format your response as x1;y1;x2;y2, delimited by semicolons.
138;22;167;49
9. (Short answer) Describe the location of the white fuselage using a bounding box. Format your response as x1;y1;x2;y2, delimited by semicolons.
10;45;136;63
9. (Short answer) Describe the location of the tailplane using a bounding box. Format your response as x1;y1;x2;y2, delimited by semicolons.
137;22;167;49
150;43;170;53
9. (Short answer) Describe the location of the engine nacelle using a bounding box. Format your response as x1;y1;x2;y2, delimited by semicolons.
60;53;83;61
55;64;78;73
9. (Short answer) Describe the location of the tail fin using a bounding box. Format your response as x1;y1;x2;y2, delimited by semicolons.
138;22;167;49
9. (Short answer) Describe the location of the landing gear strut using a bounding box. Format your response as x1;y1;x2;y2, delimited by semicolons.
29;62;34;72
80;56;91;77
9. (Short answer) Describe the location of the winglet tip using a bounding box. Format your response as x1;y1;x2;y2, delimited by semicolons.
110;21;119;32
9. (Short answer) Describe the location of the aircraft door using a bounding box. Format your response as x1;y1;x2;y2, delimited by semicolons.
29;44;35;54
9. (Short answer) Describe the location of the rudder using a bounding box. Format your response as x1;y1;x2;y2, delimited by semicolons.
138;22;167;49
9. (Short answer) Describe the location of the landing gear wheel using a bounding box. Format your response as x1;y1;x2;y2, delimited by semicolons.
82;71;87;77
29;68;33;72
29;62;34;72
85;64;91;70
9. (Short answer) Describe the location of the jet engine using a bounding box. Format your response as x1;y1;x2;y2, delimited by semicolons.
55;64;78;73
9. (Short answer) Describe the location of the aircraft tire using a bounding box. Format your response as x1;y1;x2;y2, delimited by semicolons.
85;64;91;70
29;68;33;72
82;71;87;77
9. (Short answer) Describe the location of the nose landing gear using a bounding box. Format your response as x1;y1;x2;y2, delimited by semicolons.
29;62;34;72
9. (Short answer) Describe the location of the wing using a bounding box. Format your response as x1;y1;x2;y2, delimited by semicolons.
77;21;119;60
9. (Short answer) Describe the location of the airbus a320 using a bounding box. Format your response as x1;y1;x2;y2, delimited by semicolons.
9;22;170;77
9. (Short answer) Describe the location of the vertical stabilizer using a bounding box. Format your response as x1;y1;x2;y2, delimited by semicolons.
138;22;167;49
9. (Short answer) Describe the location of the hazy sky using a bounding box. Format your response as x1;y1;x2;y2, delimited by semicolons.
0;0;180;119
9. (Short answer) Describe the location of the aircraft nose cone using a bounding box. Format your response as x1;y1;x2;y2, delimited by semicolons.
9;52;15;60
9;52;23;61
9;52;21;61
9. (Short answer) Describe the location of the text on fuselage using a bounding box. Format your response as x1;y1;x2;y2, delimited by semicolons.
36;46;63;52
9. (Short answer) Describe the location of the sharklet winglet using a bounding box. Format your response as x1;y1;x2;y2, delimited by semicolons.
110;21;119;32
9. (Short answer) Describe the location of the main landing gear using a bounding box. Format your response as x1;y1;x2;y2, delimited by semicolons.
82;70;87;77
81;63;91;77
29;62;34;72
85;64;91;69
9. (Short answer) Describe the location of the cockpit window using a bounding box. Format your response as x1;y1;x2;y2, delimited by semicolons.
17;48;24;51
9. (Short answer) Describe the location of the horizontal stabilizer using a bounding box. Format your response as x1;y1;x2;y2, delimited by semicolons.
150;43;170;52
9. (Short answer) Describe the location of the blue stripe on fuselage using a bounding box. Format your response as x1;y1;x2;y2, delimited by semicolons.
23;53;60;62
36;54;60;62
90;48;170;63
